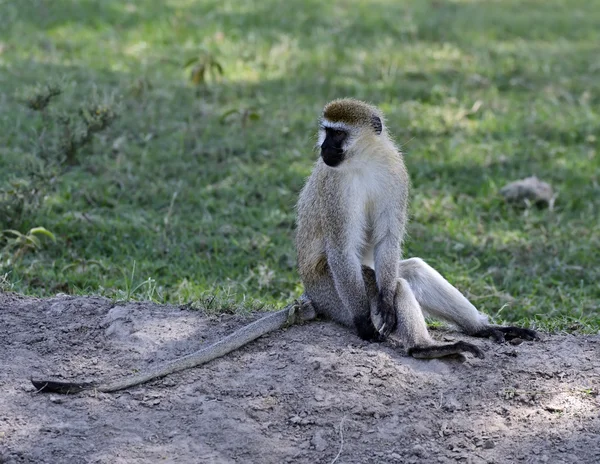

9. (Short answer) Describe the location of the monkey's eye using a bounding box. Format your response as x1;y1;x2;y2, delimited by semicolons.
332;129;346;138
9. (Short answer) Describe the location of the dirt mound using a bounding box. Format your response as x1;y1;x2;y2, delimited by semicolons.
1;292;599;463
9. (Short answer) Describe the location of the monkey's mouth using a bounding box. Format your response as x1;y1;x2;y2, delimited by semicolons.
321;148;344;167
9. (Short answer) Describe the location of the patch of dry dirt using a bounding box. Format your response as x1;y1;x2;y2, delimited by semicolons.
1;292;599;463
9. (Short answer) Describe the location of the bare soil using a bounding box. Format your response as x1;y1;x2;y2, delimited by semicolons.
1;292;599;464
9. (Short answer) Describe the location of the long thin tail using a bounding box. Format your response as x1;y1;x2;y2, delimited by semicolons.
31;301;315;394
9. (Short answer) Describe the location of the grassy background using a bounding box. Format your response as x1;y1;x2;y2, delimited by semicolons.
1;0;598;330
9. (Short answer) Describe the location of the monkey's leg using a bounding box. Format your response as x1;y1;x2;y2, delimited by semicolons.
307;267;481;357
362;266;482;358
389;278;484;359
398;258;538;342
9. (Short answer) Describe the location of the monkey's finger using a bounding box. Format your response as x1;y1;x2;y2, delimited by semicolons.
381;325;393;338
378;316;395;337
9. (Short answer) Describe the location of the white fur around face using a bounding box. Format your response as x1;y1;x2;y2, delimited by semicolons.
317;119;351;148
316;129;326;148
321;119;350;131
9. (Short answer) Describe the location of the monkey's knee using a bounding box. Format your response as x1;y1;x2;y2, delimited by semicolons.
398;257;430;279
388;278;431;347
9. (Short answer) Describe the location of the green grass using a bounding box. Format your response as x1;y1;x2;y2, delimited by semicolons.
1;0;598;331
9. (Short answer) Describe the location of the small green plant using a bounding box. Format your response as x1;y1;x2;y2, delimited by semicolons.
0;272;14;292
220;107;261;128
19;82;62;112
183;51;224;85
115;261;163;302
0;171;53;230
1;82;119;233
17;81;118;166
58;102;118;165
1;227;56;261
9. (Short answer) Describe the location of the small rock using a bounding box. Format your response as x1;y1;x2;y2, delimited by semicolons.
502;349;518;357
500;176;554;207
510;338;524;345
311;430;328;452
483;440;495;449
545;404;564;413
412;444;428;458
369;378;384;387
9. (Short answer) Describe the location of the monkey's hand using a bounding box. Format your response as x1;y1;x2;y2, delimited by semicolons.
354;313;385;342
373;293;397;338
472;326;539;343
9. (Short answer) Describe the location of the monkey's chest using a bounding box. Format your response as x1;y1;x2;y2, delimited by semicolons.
344;170;399;268
358;197;400;269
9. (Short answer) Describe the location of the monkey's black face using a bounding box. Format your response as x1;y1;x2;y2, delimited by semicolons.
321;128;347;167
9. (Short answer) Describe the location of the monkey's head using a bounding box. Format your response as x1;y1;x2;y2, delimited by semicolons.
318;98;384;167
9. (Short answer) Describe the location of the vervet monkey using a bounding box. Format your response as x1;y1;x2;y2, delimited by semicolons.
296;98;536;358
31;99;536;394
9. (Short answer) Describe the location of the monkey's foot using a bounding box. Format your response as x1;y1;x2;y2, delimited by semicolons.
472;326;539;343
408;341;484;360
286;297;318;327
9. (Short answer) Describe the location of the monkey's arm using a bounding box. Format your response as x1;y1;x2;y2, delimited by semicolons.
31;300;316;394
318;182;375;340
373;235;401;337
327;246;374;340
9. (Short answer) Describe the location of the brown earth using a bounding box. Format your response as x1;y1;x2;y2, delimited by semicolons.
1;291;599;464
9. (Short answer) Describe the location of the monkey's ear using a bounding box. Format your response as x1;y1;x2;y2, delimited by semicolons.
372;116;382;135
